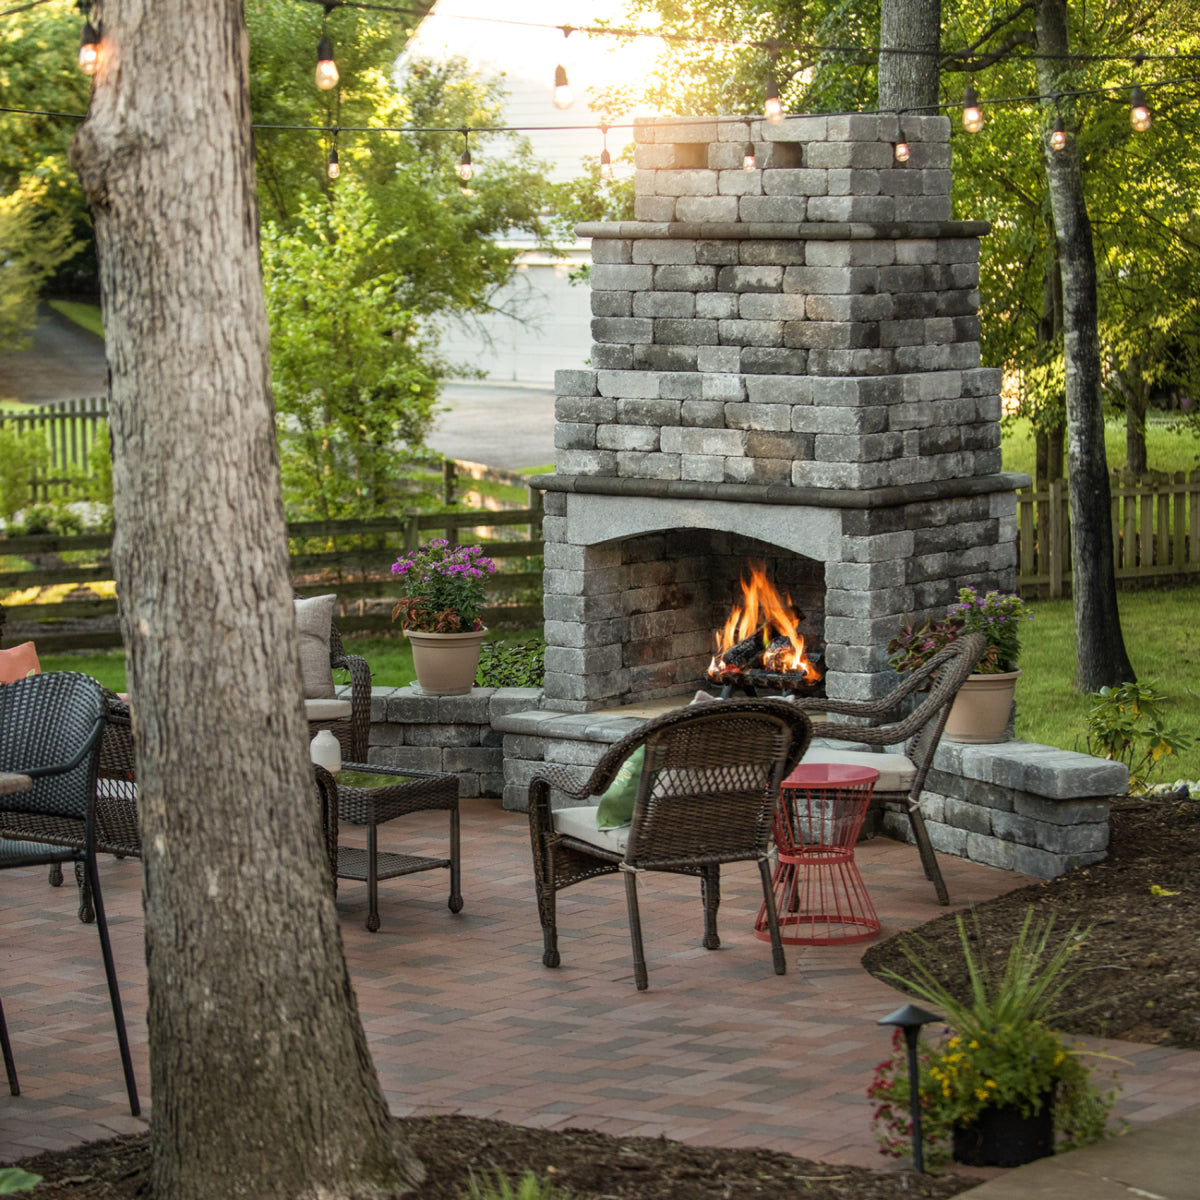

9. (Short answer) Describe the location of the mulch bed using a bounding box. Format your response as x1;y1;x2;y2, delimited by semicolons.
862;792;1200;1049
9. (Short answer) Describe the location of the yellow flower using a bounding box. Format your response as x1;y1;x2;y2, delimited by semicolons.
985;1080;997;1089
968;1040;979;1050
975;1088;990;1101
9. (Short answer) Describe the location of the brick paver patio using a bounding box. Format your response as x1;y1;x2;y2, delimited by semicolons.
2;795;1197;1167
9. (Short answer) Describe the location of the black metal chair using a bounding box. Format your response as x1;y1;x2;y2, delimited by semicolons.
0;672;140;1114
528;699;813;990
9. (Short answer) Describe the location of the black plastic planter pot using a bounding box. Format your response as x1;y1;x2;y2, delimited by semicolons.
952;1095;1055;1168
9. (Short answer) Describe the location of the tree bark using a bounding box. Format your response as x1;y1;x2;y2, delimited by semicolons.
878;0;942;113
69;3;423;1197
1033;0;1136;691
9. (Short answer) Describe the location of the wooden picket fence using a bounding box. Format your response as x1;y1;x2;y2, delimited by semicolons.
0;502;545;652
1017;472;1200;596
0;397;109;502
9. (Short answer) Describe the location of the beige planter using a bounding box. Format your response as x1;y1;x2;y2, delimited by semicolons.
944;670;1021;744
405;628;487;696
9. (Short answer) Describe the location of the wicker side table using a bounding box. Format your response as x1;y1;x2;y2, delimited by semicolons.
333;762;461;932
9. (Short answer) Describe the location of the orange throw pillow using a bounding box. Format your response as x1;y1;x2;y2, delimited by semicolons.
0;642;42;684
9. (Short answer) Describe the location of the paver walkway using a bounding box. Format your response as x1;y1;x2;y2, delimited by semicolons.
2;795;1198;1168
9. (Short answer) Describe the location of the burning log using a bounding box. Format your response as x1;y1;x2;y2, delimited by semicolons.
720;628;768;670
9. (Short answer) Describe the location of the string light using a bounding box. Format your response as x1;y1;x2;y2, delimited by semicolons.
1130;84;1152;130
456;128;473;182
743;122;756;171
961;85;983;133
1049;112;1067;151
315;32;338;90
894;119;910;162
598;124;613;182
327;144;340;178
553;63;574;110
77;19;99;75
764;73;783;124
552;24;574;110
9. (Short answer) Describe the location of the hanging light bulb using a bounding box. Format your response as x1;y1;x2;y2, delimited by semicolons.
961;86;983;134
553;25;575;109
1129;85;1151;131
1050;116;1067;152
78;21;100;75
553;64;574;110
743;140;757;172
598;125;613;182
456;130;473;183
764;73;783;124
327;146;340;179
894;136;910;163
316;34;339;90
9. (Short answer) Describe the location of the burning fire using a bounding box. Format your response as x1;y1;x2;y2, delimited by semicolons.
707;561;822;681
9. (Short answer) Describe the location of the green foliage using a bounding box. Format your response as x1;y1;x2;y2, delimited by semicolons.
888;588;1029;676
0;425;50;522
465;1169;566;1200
0;1;96;295
872;910;1117;1160
0;1167;42;1193
1084;680;1193;793
261;183;443;520
8;501;83;536
0;180;80;348
476;638;546;688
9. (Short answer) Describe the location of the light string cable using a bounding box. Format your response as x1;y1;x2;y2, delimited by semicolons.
283;0;1200;70
4;71;1198;135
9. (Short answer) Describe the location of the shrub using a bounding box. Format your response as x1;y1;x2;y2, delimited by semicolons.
476;638;545;688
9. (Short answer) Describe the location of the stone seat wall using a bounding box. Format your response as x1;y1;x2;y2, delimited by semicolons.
355;684;1127;880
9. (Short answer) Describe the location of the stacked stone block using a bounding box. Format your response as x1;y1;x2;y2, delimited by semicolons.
539;112;1022;712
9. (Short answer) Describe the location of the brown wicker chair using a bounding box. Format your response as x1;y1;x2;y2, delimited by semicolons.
528;698;813;991
791;631;989;907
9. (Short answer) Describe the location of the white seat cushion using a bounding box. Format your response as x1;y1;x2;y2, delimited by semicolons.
552;805;630;855
304;698;353;721
799;748;916;793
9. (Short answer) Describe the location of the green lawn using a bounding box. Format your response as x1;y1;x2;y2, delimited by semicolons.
37;628;542;696
47;299;105;338
1001;416;1200;479
1016;586;1200;784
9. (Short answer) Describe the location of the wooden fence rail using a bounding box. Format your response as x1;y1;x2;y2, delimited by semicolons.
0;506;545;651
1017;472;1200;597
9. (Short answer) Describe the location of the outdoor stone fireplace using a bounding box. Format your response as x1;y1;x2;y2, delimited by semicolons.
532;112;1024;713
362;113;1126;878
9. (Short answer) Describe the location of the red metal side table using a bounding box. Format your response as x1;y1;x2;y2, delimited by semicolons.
754;762;881;946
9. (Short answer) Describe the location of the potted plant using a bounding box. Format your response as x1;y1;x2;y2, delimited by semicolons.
887;587;1029;743
391;539;497;695
869;908;1117;1169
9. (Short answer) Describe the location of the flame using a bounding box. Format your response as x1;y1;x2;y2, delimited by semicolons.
707;561;822;680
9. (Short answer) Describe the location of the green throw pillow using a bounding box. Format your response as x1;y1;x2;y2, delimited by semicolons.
595;745;646;829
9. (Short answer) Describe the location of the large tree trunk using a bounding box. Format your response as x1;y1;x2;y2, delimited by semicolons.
878;0;941;113
1034;0;1135;691
68;2;423;1197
